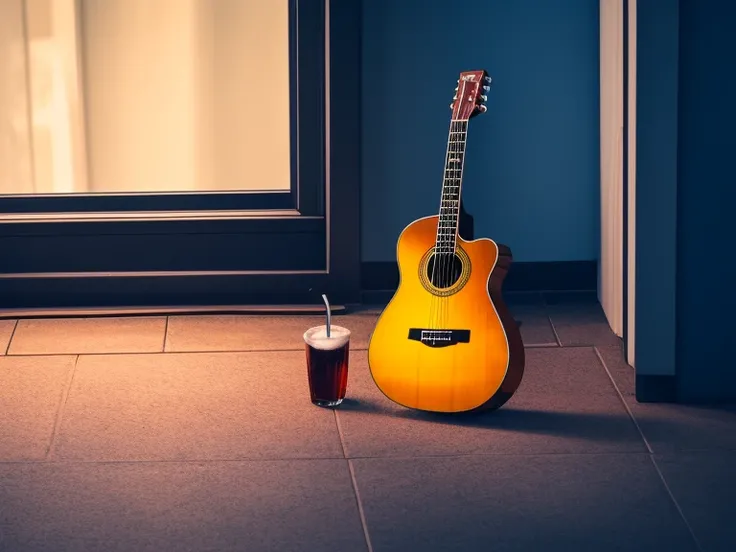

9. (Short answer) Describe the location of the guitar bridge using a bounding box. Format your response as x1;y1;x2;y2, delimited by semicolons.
407;328;471;348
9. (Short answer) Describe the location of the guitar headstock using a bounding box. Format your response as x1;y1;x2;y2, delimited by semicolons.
450;70;492;121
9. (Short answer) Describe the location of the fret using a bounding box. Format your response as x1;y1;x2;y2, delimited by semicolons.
434;121;468;253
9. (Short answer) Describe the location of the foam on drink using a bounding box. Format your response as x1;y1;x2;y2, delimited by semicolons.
303;325;351;350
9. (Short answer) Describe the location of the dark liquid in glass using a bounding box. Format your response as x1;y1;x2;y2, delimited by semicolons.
306;341;350;407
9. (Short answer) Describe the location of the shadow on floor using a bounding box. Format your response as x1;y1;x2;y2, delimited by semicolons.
338;398;720;441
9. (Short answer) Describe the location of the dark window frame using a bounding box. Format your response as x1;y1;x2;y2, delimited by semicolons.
0;0;362;310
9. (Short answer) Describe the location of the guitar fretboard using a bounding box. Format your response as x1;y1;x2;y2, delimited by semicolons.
435;120;468;253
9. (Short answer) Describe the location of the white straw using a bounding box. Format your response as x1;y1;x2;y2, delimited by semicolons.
321;294;332;338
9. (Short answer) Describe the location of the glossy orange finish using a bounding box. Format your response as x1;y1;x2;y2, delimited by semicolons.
367;215;512;413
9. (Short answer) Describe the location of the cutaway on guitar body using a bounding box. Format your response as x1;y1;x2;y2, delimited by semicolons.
367;215;525;413
366;68;524;413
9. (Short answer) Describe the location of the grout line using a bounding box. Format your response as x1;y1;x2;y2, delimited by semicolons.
44;354;80;461
3;319;19;355
594;347;653;454
348;460;375;552
3;343;578;358
548;317;563;347
335;411;374;552
5;347;362;357
0;450;659;466
540;293;563;347
334;410;348;459
649;455;705;552
162;316;170;352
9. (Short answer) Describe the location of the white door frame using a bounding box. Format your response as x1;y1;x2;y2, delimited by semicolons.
626;0;636;368
598;0;624;340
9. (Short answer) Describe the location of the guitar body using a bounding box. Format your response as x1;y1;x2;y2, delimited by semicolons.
367;215;525;413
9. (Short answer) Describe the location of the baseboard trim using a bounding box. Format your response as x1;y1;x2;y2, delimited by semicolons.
0;304;346;320
635;375;678;403
361;260;597;293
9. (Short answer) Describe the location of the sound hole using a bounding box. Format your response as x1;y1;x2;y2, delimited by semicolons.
427;253;464;289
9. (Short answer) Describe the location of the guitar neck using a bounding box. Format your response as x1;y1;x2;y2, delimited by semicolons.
435;119;469;254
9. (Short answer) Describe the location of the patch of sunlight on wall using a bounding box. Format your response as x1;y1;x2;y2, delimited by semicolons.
0;0;35;195
0;0;291;196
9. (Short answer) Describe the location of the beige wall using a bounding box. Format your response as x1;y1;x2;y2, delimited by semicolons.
26;0;88;194
0;0;35;195
211;0;291;191
82;0;291;193
598;0;624;338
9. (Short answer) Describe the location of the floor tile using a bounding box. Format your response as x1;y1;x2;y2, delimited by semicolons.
508;304;558;346
8;317;167;355
165;313;378;352
351;454;697;552
52;351;343;461
543;290;600;305
0;319;16;354
599;346;736;452
654;451;736;552
546;297;622;347
0;460;367;552
596;344;635;398
0;355;76;461
336;348;646;457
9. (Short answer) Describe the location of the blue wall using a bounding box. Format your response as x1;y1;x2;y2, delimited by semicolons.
634;0;680;379
360;0;600;263
676;0;736;401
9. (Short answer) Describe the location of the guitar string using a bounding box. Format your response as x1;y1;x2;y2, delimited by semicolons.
445;120;455;326
435;105;455;329
437;80;468;330
430;87;461;332
449;119;468;330
443;117;466;329
443;116;462;410
442;120;456;326
445;120;457;328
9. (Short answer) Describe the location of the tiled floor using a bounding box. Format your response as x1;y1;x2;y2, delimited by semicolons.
1;291;734;552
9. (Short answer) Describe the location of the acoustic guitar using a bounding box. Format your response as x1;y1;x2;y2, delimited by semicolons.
367;70;525;413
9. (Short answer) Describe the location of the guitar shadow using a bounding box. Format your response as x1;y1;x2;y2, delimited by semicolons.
338;397;644;442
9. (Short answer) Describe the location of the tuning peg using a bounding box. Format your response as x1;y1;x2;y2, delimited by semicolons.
449;103;454;109
483;85;490;92
478;105;487;113
480;94;488;102
484;76;492;84
453;95;457;100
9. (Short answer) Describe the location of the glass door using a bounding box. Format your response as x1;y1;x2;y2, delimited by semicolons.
0;0;360;310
